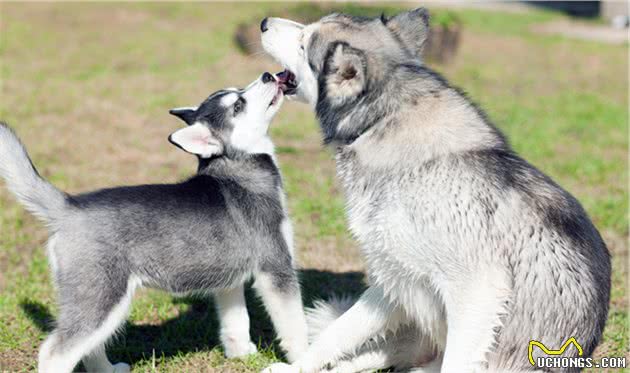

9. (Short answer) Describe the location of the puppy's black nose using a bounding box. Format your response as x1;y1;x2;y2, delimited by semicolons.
260;17;269;32
262;72;275;83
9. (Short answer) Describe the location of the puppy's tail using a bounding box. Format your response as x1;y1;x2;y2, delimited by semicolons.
305;295;358;343
0;123;67;223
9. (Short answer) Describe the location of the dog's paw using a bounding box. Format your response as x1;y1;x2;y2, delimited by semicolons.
261;362;298;373
224;340;257;358
112;362;131;373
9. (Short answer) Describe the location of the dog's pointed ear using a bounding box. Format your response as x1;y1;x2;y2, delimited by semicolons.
385;8;429;58
325;43;367;104
168;123;222;158
169;107;197;125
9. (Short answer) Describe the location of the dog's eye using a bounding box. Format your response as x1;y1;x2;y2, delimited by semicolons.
233;97;245;114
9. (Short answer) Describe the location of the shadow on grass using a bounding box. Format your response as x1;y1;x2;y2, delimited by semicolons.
19;299;56;333
19;269;366;367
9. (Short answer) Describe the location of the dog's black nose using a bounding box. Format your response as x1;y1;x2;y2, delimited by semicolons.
262;72;275;83
260;17;269;32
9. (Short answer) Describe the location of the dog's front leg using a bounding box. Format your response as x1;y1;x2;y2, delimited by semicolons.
262;285;401;373
254;269;308;363
215;284;257;358
440;267;512;373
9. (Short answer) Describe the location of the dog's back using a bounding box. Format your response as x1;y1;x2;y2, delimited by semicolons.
51;154;285;293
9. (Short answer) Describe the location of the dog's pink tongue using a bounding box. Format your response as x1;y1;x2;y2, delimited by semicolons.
275;70;296;94
275;70;290;83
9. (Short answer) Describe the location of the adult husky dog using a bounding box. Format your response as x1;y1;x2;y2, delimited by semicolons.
0;73;307;372
260;9;610;373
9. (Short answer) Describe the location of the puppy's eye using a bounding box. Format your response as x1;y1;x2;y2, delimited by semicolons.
300;44;305;53
233;97;245;114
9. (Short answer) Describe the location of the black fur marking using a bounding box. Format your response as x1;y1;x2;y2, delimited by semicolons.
195;90;234;130
379;13;387;24
169;108;196;125
169;88;278;164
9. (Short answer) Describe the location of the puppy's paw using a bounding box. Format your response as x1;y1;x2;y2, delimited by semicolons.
261;362;298;373
112;362;131;373
224;339;257;358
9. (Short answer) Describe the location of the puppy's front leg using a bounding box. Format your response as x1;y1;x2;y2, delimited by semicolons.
215;284;257;358
254;269;308;363
262;285;401;373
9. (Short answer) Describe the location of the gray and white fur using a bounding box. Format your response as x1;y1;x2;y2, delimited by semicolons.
0;73;308;373
261;9;610;373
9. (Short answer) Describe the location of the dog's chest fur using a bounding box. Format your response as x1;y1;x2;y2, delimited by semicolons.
335;146;493;269
335;146;453;322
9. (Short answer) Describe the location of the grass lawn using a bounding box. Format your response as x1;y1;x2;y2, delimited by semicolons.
0;2;627;372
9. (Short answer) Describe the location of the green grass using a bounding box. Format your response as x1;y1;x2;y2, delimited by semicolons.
0;2;627;371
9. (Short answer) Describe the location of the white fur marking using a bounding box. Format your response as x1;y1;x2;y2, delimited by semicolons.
170;106;197;112
265;286;401;373
220;93;239;107
46;234;59;281
254;272;308;362
38;276;141;373
214;285;257;358
440;268;511;372
280;218;294;257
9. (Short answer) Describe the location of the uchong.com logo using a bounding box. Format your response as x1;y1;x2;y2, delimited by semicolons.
528;337;627;370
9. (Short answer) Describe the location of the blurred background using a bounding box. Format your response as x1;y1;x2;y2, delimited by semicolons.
0;2;627;371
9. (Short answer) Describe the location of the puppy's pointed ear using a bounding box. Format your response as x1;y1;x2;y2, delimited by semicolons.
385;8;429;58
169;107;197;125
324;43;367;104
168;123;222;158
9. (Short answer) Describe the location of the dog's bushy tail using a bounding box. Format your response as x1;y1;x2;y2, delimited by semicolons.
0;123;67;223
305;295;358;343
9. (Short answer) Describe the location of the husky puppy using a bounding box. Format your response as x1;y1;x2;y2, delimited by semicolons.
260;9;610;373
0;73;308;373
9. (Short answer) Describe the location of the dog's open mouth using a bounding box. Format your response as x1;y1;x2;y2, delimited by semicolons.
276;70;298;96
267;70;297;108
